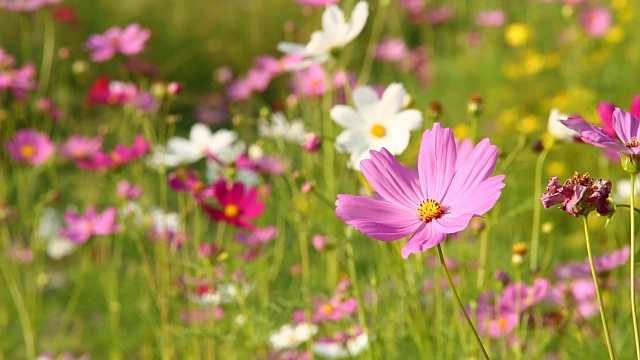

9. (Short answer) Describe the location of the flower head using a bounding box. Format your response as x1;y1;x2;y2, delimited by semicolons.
331;83;423;170
336;123;505;258
58;135;103;160
277;1;369;67
59;206;119;243
270;323;318;350
5;128;55;164
540;172;613;217
85;24;151;63
200;179;265;230
77;135;150;170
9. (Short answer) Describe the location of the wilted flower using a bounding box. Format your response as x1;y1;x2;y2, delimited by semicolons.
540;172;613;217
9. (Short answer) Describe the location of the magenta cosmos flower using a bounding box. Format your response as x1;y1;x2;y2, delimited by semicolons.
77;135;150;170
336;123;505;258
561;108;640;172
5;128;55;164
200;179;265;230
85;24;151;63
59;206;119;243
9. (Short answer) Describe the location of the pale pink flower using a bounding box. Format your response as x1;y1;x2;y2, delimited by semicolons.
85;24;151;63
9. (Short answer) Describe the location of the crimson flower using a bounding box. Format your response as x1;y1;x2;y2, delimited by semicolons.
200;179;265;229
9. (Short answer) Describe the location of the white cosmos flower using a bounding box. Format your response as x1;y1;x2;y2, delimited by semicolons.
269;323;318;350
277;1;369;67
150;124;239;167
547;108;576;142
312;330;369;358
38;208;79;260
331;83;423;170
258;112;308;144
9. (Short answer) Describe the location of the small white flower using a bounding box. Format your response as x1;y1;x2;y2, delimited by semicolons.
312;331;369;358
149;208;181;234
277;1;369;67
331;83;423;170
38;208;79;260
151;124;239;167
258;112;308;144
269;323;318;350
547;108;576;142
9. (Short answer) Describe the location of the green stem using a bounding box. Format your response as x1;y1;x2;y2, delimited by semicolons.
630;174;640;360
530;148;549;272
437;244;490;360
37;14;55;96
582;216;616;360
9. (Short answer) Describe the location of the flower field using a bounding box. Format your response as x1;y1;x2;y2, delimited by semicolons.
1;0;640;359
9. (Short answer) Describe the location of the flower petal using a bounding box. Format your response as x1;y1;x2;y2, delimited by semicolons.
401;223;445;258
336;194;421;241
352;86;379;111
612;107;640;144
331;105;365;129
417;123;457;200
560;116;629;153
442;138;499;204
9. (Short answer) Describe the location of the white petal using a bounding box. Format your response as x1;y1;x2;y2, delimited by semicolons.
331;105;365;129
343;1;369;45
167;138;202;162
190;123;212;146
378;83;405;120
381;129;411;155
335;129;368;153
277;42;306;55
386;109;423;131
352;86;379;110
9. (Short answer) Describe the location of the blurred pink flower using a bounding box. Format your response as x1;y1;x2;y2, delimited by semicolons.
5;128;55;165
85;23;151;62
0;47;16;68
312;234;327;250
292;63;327;97
77;135;150;170
116;180;143;200
579;7;611;38
59;206;119;243
475;10;506;28
200;179;265;230
425;6;454;24
554;246;629;279
400;0;425;15
295;0;339;6
302;132;322;153
86;76;139;106
0;0;61;12
374;37;408;63
58;135;103;160
0;63;37;99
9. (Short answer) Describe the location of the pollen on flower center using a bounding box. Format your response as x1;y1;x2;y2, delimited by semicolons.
223;204;240;218
625;136;640;148
19;145;35;158
418;199;444;222
498;317;508;330
370;124;386;138
321;304;334;314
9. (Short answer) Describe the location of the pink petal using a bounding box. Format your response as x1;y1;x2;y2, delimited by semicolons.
560;116;628;153
336;194;421;241
360;148;422;209
417;123;457;201
442;138;498;205
401;223;445;258
612;107;640;144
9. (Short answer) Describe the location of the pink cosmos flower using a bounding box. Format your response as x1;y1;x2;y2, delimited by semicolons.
200;179;265;230
85;24;151;63
302;132;322;153
0;0;61;12
540;172;613;217
554;246;629;279
292;63;327;98
59;206;119;243
58;135;103;160
579;7;611;38
336;123;505;258
597;96;640;140
86;76;139;106
235;225;277;247
374;37;408;63
311;297;357;323
0;47;16;68
475;10;506;28
5;128;55;165
168;168;204;194
116;180;143;200
0;63;37;99
77;135;150;170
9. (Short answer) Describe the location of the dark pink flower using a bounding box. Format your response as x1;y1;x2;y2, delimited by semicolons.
302;132;322;152
312;297;357;323
77;135;150;170
5;128;55;164
85;24;151;63
540;172;613;217
59;206;119;243
168;168;204;194
58;135;103;160
200;179;265;230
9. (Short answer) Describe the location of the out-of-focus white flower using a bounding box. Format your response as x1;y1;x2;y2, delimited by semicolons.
547;108;576;142
277;1;369;67
258;112;308;144
614;177;640;203
38;208;79;260
312;329;369;358
269;323;318;350
331;82;422;170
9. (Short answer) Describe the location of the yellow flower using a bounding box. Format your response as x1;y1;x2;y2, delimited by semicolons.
523;51;545;75
518;114;539;134
546;161;567;178
605;26;625;44
499;107;519;128
505;23;531;47
453;124;470;139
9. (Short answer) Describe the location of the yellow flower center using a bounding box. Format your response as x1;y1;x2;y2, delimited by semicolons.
370;124;386;138
418;199;444;223
321;304;334;315
223;204;240;218
625;136;640;148
498;317;508;330
19;145;36;158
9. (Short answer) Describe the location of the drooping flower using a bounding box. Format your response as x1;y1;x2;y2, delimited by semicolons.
58;135;103;160
331;83;423;170
200;179;265;230
560;107;640;172
336;123;505;258
277;1;369;67
59;206;119;243
5;128;55;165
85;24;151;63
540;172;613;217
77;135;150;170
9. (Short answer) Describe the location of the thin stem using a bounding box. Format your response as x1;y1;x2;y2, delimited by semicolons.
582;216;616;360
437;244;490;360
617;204;640;215
38;14;55;96
630;173;640;360
530;148;549;272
